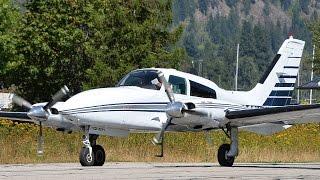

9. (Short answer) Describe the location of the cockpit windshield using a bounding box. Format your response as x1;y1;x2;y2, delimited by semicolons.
117;70;162;90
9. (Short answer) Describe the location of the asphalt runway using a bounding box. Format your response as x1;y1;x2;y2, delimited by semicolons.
0;162;319;179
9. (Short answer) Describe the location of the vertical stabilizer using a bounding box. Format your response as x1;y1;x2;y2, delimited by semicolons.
249;36;305;106
219;36;305;106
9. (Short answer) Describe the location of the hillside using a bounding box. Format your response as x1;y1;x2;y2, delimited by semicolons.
174;0;320;25
173;0;319;99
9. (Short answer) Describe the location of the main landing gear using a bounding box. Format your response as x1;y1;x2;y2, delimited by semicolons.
79;126;106;166
217;126;238;167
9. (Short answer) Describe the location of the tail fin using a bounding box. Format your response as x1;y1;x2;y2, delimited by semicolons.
248;36;305;106
218;36;305;106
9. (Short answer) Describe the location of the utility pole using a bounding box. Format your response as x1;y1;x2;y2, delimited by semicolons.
198;59;203;77
235;43;239;91
310;45;315;104
297;72;300;104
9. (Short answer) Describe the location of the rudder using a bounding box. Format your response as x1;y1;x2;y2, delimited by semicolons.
252;36;305;106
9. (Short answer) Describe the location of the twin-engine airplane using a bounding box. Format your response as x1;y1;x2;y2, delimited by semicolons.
1;36;320;167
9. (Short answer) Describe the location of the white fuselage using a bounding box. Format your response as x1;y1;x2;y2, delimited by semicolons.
45;68;253;135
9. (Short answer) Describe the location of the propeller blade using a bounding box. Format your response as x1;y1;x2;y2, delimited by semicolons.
152;117;172;157
157;71;175;103
43;85;69;110
37;121;44;156
152;117;172;145
11;94;32;110
152;131;164;145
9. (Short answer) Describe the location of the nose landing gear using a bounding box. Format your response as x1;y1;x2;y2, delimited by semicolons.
79;126;106;166
92;144;106;166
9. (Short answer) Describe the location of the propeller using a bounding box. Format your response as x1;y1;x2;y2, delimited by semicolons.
152;72;187;147
153;72;208;157
11;86;70;155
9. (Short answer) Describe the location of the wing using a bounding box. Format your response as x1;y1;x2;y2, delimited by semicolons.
225;104;320;127
0;111;34;123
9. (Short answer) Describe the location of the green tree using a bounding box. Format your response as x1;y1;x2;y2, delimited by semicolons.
242;0;252;15
290;2;312;51
83;0;185;89
253;24;273;71
280;0;292;11
238;56;259;90
263;1;270;16
203;57;227;87
310;20;320;73
5;0;184;102
198;0;207;14
5;0;94;102
240;20;255;57
299;0;310;15
183;17;199;58
225;0;238;8
270;20;283;53
172;0;196;23
0;0;21;82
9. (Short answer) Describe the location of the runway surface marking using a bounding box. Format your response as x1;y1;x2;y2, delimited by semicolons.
0;162;319;179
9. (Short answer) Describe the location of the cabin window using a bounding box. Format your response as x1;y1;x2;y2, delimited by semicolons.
190;80;216;99
118;70;161;90
168;75;187;95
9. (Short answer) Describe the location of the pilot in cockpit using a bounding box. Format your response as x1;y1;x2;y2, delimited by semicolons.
118;70;162;90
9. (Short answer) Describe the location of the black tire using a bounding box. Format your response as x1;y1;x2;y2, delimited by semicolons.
93;145;106;166
217;144;235;167
79;147;95;166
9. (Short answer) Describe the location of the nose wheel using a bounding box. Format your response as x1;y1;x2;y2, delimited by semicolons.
80;144;106;166
79;127;106;166
92;145;106;166
80;147;94;166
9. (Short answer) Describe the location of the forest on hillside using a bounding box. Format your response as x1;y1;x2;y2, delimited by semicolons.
172;0;320;101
